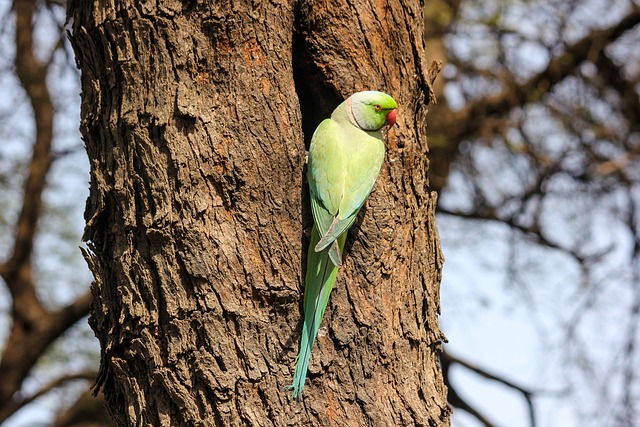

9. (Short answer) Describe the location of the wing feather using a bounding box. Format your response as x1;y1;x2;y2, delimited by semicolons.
307;113;385;266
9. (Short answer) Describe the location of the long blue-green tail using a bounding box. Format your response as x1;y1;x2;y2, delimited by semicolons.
288;225;346;400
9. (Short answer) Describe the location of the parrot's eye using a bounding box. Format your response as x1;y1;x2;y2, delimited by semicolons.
374;104;382;111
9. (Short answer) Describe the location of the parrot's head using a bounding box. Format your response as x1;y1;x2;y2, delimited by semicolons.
346;91;397;131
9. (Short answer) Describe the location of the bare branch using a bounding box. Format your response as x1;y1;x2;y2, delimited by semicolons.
443;351;538;427
15;371;96;410
437;206;589;263
0;0;54;319
0;291;92;422
441;351;496;427
428;8;640;191
0;2;94;421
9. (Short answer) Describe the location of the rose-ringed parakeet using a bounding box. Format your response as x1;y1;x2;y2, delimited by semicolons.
288;91;397;400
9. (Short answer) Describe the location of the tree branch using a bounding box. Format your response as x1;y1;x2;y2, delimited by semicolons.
441;351;495;427
437;206;589;262
0;2;94;421
0;291;92;423
0;0;54;321
427;8;640;192
442;351;537;427
470;7;640;136
16;371;97;410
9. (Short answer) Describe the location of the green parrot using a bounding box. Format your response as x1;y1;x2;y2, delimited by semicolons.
288;91;397;400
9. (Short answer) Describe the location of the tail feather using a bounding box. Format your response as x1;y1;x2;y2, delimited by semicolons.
288;225;346;400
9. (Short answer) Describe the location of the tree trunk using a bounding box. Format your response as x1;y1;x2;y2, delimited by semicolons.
68;0;448;425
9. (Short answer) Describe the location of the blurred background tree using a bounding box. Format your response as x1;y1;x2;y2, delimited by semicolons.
427;0;640;426
0;0;638;426
0;0;107;425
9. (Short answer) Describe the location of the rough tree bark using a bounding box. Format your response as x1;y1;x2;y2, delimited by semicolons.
68;0;447;425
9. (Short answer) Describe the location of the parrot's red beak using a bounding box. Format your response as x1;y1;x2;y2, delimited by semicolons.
385;109;397;126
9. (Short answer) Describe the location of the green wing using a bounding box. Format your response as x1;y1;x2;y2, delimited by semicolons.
308;119;354;266
308;119;343;230
308;118;385;265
